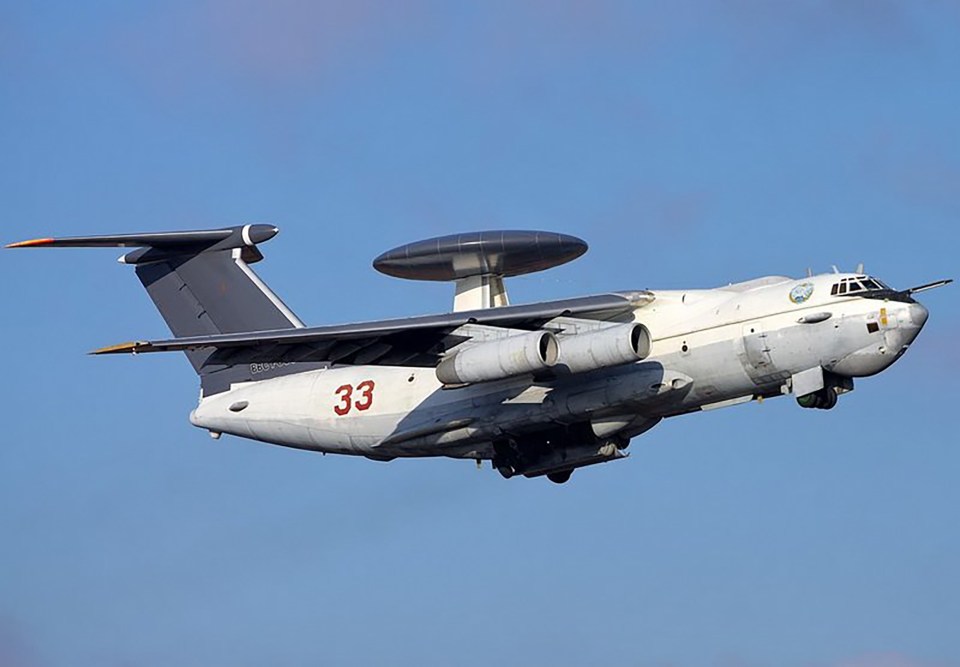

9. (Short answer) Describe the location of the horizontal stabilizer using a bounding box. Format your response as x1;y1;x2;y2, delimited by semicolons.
6;225;278;251
7;225;281;266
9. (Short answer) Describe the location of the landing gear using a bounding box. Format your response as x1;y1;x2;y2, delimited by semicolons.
493;438;523;480
491;427;628;483
820;387;838;410
797;386;838;410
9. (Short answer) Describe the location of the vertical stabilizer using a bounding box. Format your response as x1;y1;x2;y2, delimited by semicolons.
7;225;310;393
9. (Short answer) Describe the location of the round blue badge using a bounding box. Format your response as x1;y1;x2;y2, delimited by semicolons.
789;282;815;304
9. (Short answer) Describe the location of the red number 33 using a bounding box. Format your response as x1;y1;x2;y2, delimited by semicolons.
334;381;375;415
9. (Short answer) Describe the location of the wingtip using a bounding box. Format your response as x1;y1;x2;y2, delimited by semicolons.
90;341;140;355
6;237;55;248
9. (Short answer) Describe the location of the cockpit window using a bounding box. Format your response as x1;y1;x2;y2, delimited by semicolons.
830;276;886;297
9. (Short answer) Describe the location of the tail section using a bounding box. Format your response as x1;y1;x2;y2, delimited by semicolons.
122;227;301;335
7;225;308;391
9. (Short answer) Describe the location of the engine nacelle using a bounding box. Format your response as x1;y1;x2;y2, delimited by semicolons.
436;331;559;385
557;323;651;374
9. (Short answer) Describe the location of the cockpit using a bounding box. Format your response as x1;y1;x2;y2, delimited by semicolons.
830;276;889;296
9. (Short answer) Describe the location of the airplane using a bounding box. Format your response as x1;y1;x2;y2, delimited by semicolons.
7;226;952;483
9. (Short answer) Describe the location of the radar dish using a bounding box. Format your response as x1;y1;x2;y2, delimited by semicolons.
373;230;588;282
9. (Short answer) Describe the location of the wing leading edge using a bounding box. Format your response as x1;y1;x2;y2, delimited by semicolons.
94;292;653;368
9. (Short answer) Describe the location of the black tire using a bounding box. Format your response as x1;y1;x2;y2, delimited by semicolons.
547;470;572;484
819;387;838;410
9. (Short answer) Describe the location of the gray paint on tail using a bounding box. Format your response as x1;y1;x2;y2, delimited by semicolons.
134;248;301;373
9;224;309;394
122;228;307;393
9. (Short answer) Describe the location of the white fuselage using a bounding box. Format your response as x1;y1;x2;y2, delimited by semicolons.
190;272;928;460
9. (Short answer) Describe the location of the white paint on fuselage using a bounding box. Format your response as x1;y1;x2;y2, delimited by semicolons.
642;273;923;391
190;272;928;459
192;366;443;455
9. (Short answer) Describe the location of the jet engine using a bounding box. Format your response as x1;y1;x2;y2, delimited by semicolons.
557;323;651;374
436;331;559;385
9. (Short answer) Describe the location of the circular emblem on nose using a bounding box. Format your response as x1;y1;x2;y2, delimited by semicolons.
789;282;815;304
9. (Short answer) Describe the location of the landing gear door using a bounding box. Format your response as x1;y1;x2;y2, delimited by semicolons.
741;322;773;371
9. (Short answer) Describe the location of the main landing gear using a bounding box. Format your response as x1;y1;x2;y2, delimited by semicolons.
796;386;839;410
498;466;573;484
492;428;628;484
495;461;574;483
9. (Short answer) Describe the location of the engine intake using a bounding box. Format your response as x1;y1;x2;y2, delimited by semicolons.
436;331;559;385
557;323;651;374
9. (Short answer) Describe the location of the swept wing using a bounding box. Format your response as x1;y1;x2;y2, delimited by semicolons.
95;292;653;367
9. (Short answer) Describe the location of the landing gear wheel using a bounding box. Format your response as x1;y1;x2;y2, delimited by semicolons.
547;470;572;484
819;386;838;410
797;387;839;410
495;464;515;479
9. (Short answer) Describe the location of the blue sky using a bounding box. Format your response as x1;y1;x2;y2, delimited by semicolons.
2;2;958;666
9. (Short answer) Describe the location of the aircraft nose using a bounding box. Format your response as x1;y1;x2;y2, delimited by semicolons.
908;302;929;328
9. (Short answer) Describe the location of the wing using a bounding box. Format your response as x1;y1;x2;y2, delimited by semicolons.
94;291;653;368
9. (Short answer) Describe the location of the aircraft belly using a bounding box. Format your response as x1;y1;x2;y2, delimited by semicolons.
191;366;447;455
372;364;697;457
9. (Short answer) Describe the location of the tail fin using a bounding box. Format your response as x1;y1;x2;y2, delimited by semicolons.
7;225;303;377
